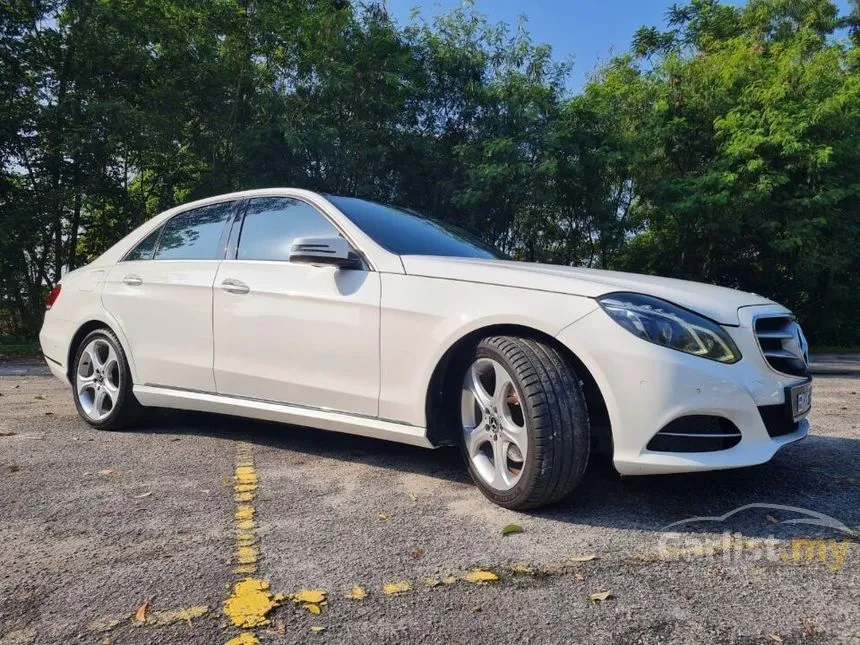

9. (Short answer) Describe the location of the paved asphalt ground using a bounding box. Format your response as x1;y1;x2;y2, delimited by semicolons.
0;359;858;644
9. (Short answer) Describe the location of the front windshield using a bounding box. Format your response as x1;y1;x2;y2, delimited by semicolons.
327;196;506;259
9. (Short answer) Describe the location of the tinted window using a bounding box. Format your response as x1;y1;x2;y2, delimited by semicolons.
327;196;504;259
237;197;340;261
123;227;161;261
153;201;235;260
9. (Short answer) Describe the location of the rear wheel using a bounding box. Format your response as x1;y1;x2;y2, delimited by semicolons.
459;336;590;510
72;328;141;430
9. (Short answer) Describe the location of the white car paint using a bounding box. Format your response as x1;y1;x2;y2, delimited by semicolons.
40;187;810;473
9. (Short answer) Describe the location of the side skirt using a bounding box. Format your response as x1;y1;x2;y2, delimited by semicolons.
133;385;433;448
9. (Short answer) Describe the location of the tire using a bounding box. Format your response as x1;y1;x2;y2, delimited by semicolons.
71;328;142;430
458;336;590;510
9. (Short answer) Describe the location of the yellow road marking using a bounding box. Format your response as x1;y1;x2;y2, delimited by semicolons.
223;443;281;643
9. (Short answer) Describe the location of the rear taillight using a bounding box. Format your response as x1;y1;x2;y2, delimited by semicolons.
45;284;62;310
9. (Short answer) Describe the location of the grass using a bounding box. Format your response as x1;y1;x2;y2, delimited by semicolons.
0;341;42;359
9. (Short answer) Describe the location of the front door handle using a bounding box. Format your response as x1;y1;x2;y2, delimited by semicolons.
220;278;250;295
122;274;143;286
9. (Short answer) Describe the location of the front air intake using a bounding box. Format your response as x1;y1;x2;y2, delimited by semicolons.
646;416;742;453
754;316;809;377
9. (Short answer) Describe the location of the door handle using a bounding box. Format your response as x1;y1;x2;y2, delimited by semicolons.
220;278;250;295
122;274;143;286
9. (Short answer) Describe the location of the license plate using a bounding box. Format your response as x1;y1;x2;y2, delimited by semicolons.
789;381;813;421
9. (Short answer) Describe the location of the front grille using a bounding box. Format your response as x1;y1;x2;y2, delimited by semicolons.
754;316;808;377
758;404;800;438
646;416;742;453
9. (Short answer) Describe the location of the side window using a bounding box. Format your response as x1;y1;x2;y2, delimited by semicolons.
153;201;235;261
237;197;341;261
123;227;161;261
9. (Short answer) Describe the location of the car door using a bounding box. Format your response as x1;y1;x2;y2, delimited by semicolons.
102;200;238;391
212;196;381;417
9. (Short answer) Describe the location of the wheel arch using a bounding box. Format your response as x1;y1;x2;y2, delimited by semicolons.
424;323;612;453
66;316;138;384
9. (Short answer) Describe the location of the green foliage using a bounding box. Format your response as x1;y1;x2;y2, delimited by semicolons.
0;0;857;345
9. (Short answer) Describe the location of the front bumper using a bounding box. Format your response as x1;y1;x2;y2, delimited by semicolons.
556;304;810;475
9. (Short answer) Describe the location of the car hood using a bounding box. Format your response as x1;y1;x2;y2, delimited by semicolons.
400;256;783;325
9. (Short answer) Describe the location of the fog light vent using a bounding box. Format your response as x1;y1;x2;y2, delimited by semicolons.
647;416;742;453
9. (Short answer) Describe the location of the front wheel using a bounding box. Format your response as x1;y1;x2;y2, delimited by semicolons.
459;336;590;510
72;328;141;430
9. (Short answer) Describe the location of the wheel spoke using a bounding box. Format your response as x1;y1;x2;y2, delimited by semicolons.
466;363;493;410
500;417;527;457
491;361;515;410
466;422;488;457
491;438;510;488
76;371;96;396
93;388;109;419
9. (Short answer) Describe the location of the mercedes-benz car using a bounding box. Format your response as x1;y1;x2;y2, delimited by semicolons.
39;188;812;509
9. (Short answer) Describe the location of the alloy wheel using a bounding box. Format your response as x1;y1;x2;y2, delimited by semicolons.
461;358;528;491
76;338;121;421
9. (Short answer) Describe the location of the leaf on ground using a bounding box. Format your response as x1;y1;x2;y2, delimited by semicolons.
344;585;366;600
408;492;418;502
410;549;424;560
133;492;152;499
442;575;457;585
310;626;326;633
149;605;209;626
508;563;534;574
569;554;598;562
225;633;260;645
96;469;118;476
766;514;779;524
587;590;613;602
377;512;390;521
290;590;326;605
134;600;149;624
463;569;499;584
304;603;321;615
767;635;784;643
501;523;523;536
424;578;441;587
471;606;482;613
34;394;45;400
574;572;585;581
0;431;17;437
382;581;411;595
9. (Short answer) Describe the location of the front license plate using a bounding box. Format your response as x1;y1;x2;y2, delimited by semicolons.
789;381;813;421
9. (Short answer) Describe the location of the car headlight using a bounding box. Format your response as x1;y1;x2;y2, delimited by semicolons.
597;292;741;363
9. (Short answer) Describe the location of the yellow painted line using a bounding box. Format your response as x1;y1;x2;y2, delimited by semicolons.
223;443;282;644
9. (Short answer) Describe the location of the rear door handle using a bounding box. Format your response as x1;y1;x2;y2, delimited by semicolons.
122;274;143;286
220;278;250;295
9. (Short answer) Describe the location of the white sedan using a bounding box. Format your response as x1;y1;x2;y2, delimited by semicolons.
39;188;812;509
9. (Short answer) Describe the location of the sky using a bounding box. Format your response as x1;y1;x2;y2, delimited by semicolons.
383;0;853;91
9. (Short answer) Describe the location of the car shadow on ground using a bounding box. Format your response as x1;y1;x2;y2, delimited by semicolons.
134;407;860;540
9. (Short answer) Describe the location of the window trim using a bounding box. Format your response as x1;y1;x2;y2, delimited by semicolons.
227;195;373;270
120;197;242;263
120;224;166;263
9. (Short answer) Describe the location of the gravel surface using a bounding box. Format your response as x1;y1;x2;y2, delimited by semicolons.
0;365;857;644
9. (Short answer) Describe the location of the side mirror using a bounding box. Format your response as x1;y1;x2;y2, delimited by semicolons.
289;236;362;269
